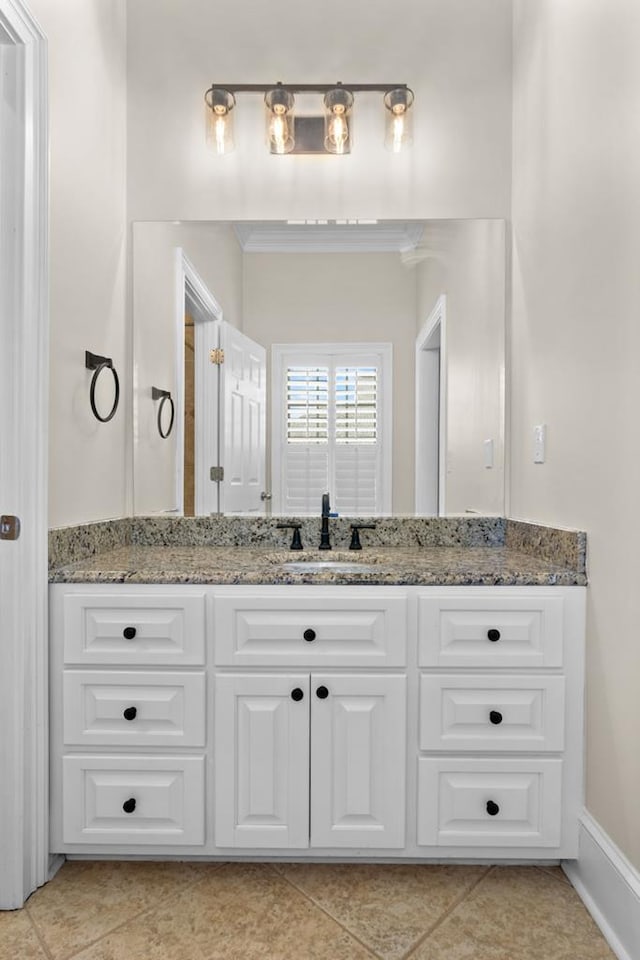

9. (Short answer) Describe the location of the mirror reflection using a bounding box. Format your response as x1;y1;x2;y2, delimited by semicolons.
133;219;505;517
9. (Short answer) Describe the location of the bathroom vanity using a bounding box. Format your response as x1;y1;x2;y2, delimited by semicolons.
48;525;586;864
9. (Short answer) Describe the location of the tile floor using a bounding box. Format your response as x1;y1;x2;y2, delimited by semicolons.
0;861;615;960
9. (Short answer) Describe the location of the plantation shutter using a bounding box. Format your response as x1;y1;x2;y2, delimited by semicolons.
283;366;330;513
275;346;391;516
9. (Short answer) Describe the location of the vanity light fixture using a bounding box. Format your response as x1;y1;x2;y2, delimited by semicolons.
204;82;414;156
204;87;236;155
383;87;414;153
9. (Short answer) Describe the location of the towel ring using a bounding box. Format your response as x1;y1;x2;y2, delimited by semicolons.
151;386;175;439
85;351;120;423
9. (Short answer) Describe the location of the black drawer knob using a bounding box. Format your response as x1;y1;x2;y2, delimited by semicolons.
123;626;137;640
486;800;500;817
122;798;137;814
489;710;503;725
303;628;316;642
316;685;329;699
291;687;304;702
487;628;501;643
123;706;137;721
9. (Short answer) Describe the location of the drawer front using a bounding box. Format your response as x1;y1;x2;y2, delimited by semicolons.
417;757;562;848
63;594;206;665
420;675;565;752
418;596;563;668
63;672;206;747
63;755;205;845
214;591;407;666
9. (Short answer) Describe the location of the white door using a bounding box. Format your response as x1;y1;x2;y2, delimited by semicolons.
310;674;407;848
0;0;48;908
219;322;267;514
214;674;310;848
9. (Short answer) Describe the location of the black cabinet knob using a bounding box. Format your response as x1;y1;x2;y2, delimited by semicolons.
486;800;500;817
303;628;316;642
489;710;503;725
122;798;136;814
123;706;137;721
487;628;501;643
291;687;304;701
123;626;137;640
316;685;329;699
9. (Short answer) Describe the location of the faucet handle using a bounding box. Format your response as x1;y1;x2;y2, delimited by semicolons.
276;523;303;550
349;524;376;550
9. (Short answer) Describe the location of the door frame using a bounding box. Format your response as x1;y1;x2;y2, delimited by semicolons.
174;250;222;515
415;294;447;516
0;0;49;908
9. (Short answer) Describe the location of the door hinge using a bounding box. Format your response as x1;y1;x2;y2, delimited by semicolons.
210;466;224;482
209;348;225;365
0;515;21;541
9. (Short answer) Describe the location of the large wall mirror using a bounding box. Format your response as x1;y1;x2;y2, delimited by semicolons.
132;219;505;517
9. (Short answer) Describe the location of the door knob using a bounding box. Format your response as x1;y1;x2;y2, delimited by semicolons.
316;685;329;699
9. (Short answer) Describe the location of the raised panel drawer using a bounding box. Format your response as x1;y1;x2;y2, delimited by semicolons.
213;589;407;666
420;675;565;752
418;595;563;668
63;593;206;665
63;672;206;747
63;755;205;845
417;757;562;848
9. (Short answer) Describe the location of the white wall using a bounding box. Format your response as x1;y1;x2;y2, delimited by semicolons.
132;221;243;514
511;0;640;869
126;0;512;222
243;252;416;514
417;220;506;515
29;0;128;528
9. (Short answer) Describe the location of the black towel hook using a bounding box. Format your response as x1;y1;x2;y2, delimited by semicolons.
151;386;175;439
85;350;120;423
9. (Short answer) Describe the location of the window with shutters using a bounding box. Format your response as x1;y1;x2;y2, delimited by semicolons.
272;343;392;516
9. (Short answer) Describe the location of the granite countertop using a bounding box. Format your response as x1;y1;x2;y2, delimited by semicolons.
48;544;586;587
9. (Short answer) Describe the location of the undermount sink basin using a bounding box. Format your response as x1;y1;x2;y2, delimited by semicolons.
282;560;379;573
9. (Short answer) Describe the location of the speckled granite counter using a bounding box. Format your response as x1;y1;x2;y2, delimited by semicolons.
48;543;586;587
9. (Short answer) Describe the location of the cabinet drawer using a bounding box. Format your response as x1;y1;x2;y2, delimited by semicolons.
63;755;205;845
418;595;563;668
417;757;562;848
63;672;206;747
420;675;565;752
63;593;206;665
214;589;407;666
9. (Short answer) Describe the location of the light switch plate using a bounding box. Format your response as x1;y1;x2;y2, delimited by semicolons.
534;424;546;463
483;439;494;469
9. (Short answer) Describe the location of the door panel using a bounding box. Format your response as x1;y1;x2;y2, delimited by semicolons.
220;323;266;514
310;674;406;848
214;674;310;848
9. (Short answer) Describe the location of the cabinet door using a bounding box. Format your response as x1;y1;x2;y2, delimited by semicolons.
214;674;310;848
310;674;406;848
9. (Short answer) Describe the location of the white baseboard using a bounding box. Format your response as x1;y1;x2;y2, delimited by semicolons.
563;811;640;960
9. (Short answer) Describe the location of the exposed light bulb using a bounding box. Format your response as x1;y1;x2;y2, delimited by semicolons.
328;106;348;154
323;89;353;155
391;106;406;154
269;104;288;155
214;109;228;155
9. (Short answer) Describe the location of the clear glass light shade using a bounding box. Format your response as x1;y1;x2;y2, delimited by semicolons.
383;87;414;153
205;88;236;155
324;87;353;155
265;87;295;155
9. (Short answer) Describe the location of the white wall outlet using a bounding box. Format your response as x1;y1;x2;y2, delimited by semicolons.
483;438;494;468
534;424;546;463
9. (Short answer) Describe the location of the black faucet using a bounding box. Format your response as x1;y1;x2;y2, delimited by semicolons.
319;492;332;550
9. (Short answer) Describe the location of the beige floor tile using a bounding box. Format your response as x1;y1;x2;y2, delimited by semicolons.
279;863;488;960
27;860;215;960
0;908;49;960
410;866;615;960
536;864;572;885
71;863;375;960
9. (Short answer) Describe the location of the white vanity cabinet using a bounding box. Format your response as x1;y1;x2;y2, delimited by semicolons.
49;582;585;862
